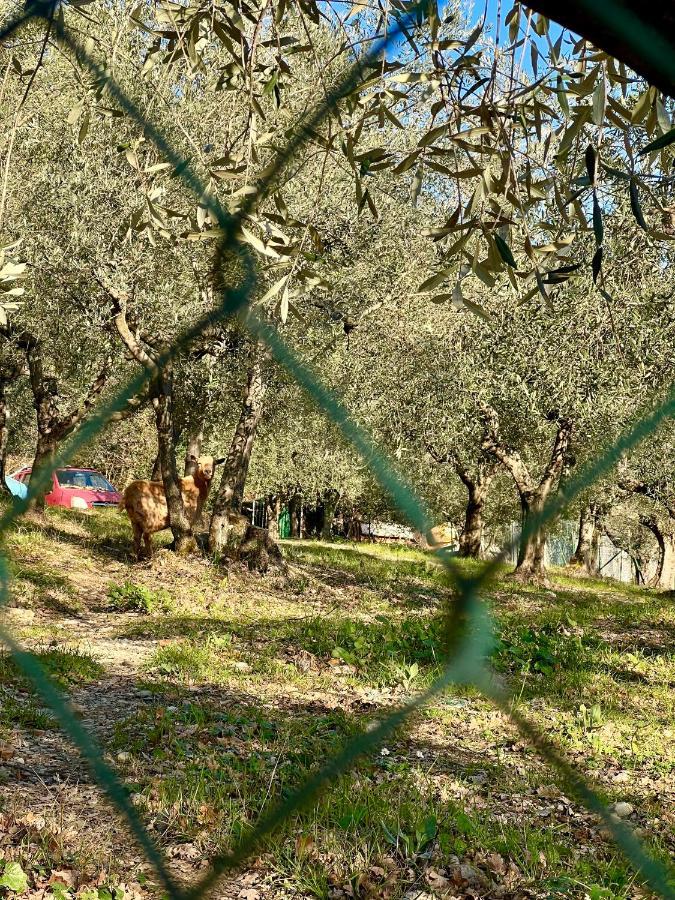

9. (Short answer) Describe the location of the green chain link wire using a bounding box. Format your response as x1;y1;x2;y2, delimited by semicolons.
0;2;674;898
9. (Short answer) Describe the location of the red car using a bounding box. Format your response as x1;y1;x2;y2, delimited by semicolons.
10;466;122;510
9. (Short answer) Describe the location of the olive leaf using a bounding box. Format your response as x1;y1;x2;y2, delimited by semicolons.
639;127;675;155
629;181;648;231
494;233;517;268
592;246;603;284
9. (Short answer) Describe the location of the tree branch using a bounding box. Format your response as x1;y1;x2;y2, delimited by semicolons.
539;418;574;496
480;404;535;496
53;356;111;439
94;271;158;371
108;392;148;423
619;476;675;520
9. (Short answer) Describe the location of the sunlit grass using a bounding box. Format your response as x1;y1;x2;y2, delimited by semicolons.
2;510;673;897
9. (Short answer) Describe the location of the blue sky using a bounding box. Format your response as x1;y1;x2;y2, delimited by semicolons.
362;0;567;79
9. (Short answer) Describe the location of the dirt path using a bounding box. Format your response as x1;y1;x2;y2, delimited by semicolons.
1;538;373;898
1;535;215;896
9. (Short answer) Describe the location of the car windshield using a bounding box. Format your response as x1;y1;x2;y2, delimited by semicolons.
57;470;116;492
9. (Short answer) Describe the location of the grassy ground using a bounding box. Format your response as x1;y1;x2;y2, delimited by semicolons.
0;508;673;899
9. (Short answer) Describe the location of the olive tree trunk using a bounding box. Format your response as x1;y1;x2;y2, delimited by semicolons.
151;369;194;555
482;407;573;584
266;494;281;540
459;481;489;557
568;504;601;576
641;516;675;590
425;444;497;559
515;496;548;580
15;328;110;510
184;423;204;476
101;274;192;553
320;488;340;540
151;453;162;481
209;349;267;553
0;375;12;494
287;492;302;538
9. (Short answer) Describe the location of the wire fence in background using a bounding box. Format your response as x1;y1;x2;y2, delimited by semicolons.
0;2;674;899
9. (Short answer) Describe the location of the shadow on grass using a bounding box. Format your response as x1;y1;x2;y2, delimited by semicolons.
86;675;673;896
3;633;672;894
7;508;174;564
282;540;459;611
114;598;675;725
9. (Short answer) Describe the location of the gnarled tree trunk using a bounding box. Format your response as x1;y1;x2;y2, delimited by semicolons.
661;533;675;591
151;369;194;555
0;361;25;493
458;473;494;557
99;273;191;554
0;372;15;494
641;516;675;590
287;492;302;538
425;444;497;559
151;453;162;481
320;488;340;541
16;328;110;510
266;494;281;540
184;422;204;476
209;347;267;553
515;495;548;581
482;407;574;585
568;504;601;577
619;478;675;590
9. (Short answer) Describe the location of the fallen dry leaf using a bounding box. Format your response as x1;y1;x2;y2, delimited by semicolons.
48;870;77;889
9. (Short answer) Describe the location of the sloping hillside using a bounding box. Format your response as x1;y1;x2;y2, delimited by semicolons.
1;509;673;899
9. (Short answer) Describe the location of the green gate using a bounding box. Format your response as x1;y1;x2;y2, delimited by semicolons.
278;505;290;539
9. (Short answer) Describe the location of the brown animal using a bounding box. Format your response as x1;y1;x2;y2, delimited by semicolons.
121;455;225;559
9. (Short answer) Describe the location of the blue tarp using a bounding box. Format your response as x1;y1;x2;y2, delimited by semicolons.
5;476;27;499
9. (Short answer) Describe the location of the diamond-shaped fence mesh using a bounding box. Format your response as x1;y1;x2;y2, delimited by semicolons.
1;2;674;898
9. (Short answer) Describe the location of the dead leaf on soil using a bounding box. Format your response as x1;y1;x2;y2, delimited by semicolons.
426;867;451;890
48;870;77;889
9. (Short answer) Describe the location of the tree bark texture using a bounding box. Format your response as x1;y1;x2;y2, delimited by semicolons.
16;329;109;509
641;516;675;590
0;380;9;494
516;497;548;580
209;349;267;552
619;478;675;589
320;489;340;540
151;453;162;481
568;504;601;577
459;480;491;557
287;493;302;538
482;408;573;584
425;444;497;559
520;1;675;97
456;455;495;559
184;423;204;476
0;365;21;494
151;369;194;554
266;494;281;540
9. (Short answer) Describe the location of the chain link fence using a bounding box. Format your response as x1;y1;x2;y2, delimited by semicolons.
0;2;674;898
